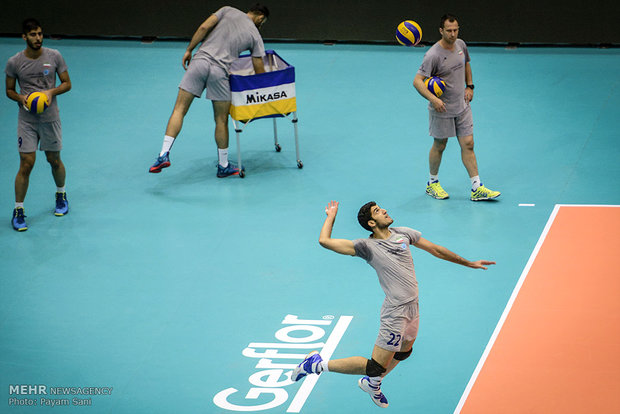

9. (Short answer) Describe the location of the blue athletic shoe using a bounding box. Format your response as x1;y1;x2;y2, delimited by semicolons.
291;351;323;382
12;207;27;232
149;152;171;173
358;376;389;408
55;192;69;216
216;162;244;178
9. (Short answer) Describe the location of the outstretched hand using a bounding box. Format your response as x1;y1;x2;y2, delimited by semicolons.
469;260;496;270
324;201;339;218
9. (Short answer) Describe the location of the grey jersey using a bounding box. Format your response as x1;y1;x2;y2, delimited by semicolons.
194;6;265;71
417;39;470;117
5;47;67;123
353;227;421;306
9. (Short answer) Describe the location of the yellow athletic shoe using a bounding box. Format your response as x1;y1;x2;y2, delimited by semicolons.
426;181;449;199
470;185;501;201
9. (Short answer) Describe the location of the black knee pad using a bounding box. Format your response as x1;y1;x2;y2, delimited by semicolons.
365;358;386;377
393;348;413;361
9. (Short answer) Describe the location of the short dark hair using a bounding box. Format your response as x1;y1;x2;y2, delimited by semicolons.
249;3;270;19
357;201;377;232
440;14;458;29
22;18;41;35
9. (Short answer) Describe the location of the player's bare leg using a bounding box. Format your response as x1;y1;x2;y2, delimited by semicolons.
457;134;478;178
165;88;195;138
426;138;450;199
149;89;195;173
212;100;242;177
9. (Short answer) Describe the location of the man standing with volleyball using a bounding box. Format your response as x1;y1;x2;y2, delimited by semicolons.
292;201;495;408
5;18;72;231
149;4;269;178
413;14;500;201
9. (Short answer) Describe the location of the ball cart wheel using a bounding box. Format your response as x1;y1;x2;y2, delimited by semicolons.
297;161;303;169
275;144;282;152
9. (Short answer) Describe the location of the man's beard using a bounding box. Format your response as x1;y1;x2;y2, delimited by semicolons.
27;39;42;50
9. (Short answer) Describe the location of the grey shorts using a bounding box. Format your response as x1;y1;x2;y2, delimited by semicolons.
429;106;474;138
179;58;231;101
18;119;62;152
375;299;420;353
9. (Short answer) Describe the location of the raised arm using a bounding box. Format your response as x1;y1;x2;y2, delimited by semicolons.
413;237;495;270
318;201;356;256
183;13;219;69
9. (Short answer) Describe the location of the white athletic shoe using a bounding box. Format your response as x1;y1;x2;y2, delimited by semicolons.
291;351;323;382
358;376;389;408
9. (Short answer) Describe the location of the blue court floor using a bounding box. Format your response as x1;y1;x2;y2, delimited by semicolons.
1;38;619;413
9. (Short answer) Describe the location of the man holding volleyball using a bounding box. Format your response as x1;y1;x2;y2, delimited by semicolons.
291;200;495;408
5;18;72;231
413;14;500;201
149;4;269;178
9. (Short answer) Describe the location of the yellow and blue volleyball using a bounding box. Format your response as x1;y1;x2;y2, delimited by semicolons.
396;20;422;46
25;92;49;115
424;76;447;97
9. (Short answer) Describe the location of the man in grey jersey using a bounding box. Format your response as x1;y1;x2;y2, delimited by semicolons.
149;4;269;178
413;14;500;201
291;200;495;408
5;18;72;231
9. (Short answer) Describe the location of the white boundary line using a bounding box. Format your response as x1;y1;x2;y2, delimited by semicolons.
453;204;563;414
287;316;353;413
556;204;620;208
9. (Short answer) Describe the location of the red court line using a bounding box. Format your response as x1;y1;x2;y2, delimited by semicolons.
457;205;620;414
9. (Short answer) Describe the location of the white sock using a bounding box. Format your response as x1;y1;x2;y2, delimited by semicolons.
470;175;481;191
15;202;24;209
368;376;382;387
218;148;229;168
160;135;175;156
428;174;439;185
57;186;66;193
319;360;329;373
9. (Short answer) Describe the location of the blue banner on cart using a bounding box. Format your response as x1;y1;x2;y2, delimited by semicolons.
230;67;295;92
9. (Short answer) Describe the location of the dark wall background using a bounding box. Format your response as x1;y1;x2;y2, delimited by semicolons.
1;0;618;45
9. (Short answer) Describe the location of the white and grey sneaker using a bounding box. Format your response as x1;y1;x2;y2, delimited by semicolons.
358;376;389;408
291;351;323;382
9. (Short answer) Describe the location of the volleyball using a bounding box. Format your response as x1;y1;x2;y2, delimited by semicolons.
25;92;49;114
396;20;422;46
424;76;446;97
